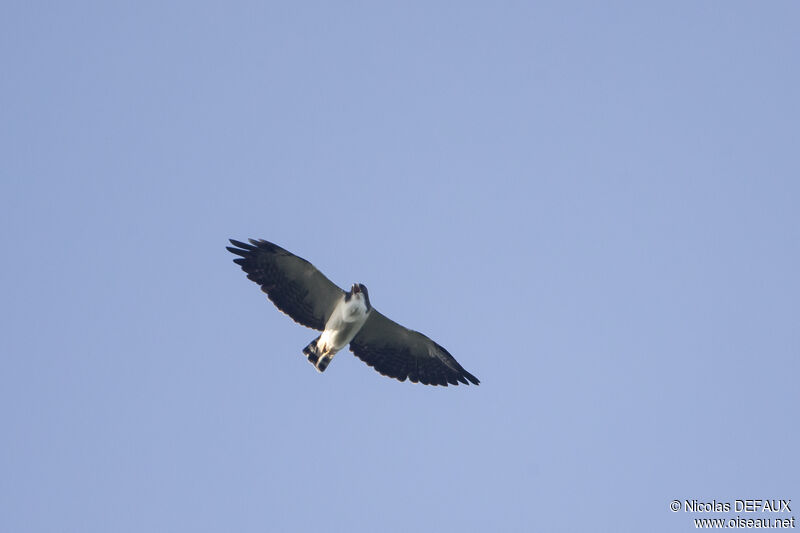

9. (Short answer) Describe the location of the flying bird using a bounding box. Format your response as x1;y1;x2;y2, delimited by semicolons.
226;239;479;386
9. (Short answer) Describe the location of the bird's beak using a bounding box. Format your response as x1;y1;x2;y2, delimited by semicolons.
352;284;360;294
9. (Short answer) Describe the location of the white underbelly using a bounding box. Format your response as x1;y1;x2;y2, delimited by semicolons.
317;297;369;355
318;320;362;353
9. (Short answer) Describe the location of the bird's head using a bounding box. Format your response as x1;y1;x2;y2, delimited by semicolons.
349;283;371;310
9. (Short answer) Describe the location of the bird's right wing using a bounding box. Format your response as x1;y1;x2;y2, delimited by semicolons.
227;239;344;331
349;310;480;386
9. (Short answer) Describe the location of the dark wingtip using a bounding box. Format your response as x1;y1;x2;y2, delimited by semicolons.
229;238;255;250
226;246;251;258
466;373;480;386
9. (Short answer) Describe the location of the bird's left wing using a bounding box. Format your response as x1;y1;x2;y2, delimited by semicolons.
227;239;344;331
349;311;480;386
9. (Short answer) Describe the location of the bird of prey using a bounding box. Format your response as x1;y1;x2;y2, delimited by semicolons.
226;239;480;386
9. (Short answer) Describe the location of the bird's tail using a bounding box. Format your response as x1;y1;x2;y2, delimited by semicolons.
302;337;332;372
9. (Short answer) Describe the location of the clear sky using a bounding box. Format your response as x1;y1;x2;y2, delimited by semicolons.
2;2;798;532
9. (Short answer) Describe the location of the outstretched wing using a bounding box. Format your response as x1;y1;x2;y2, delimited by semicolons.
227;239;344;330
349;311;480;386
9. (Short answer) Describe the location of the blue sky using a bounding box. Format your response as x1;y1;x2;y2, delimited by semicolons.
2;2;798;532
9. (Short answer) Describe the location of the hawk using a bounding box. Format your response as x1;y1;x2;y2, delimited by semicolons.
227;239;480;386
